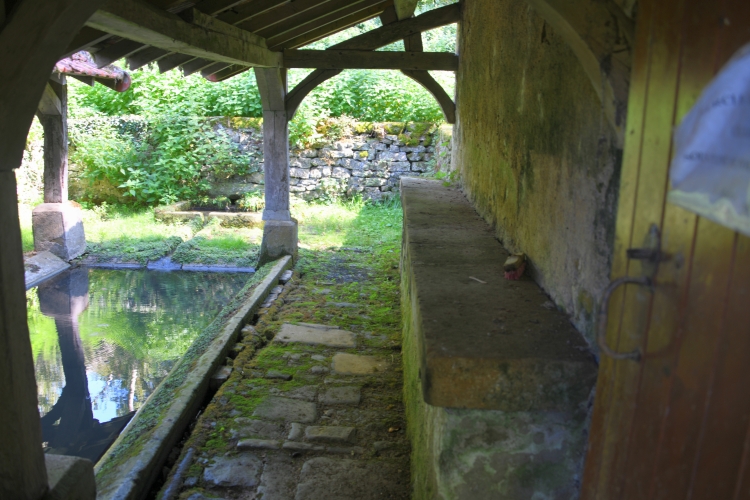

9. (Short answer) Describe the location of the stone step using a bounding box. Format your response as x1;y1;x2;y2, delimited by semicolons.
331;353;387;375
275;323;356;348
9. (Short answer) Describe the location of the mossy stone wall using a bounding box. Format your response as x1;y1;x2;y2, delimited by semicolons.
453;0;622;345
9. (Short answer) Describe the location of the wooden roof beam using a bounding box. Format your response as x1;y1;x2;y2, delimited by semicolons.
255;0;370;39
200;62;233;78
181;57;217;75
283;49;457;70
215;0;289;26
158;52;196;72
62;27;113;59
208;64;249;81
93;39;146;67
87;0;281;67
127;47;171;69
329;2;459;50
236;0;334;33
393;0;417;20
194;0;254;16
266;0;386;49
275;1;390;50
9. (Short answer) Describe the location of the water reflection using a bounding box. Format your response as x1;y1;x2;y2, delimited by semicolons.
28;267;249;462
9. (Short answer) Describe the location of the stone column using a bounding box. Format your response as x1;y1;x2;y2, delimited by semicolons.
254;67;298;267
0;173;48;499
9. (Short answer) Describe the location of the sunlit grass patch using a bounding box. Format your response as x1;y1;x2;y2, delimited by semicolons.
172;222;261;267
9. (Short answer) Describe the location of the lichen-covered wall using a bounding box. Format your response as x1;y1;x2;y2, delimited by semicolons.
454;0;622;345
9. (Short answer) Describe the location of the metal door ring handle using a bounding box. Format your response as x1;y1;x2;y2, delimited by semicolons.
597;276;652;361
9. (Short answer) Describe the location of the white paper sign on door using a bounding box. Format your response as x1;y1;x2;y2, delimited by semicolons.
668;43;750;236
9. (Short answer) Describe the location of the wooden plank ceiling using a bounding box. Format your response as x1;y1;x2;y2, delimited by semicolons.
63;0;449;83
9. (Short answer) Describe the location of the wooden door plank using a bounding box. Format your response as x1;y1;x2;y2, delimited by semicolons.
579;1;655;494
602;0;689;494
617;0;733;496
688;233;750;500
648;218;735;499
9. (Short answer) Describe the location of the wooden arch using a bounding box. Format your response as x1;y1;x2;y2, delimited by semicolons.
285;3;460;123
526;0;635;146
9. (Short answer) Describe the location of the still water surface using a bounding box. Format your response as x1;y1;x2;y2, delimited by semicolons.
27;267;248;462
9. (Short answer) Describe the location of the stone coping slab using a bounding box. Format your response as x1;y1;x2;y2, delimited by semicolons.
94;256;292;500
400;178;597;411
154;201;263;228
24;251;70;289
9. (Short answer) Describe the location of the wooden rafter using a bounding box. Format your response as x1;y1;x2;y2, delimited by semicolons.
127;46;170;69
283;49;458;70
236;0;335;33
215;0;289;26
87;0;281;67
200;62;232;78
266;0;387;49
181;57;217;75
255;0;371;39
62;27;112;59
209;64;249;81
194;0;252;16
274;1;390;50
158;52;195;72
94;39;147;67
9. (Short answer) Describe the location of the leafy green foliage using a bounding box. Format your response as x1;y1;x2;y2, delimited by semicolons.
69;115;258;205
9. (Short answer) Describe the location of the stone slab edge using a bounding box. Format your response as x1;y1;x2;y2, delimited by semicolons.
24;252;70;290
94;256;293;500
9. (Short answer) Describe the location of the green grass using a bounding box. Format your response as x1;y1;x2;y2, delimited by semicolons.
171;222;262;267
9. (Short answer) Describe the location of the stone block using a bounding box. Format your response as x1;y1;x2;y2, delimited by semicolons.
331;167;351;179
249;172;265;184
24;251;69;289
331;353;387;375
290;167;310;179
364;178;386;187
319;386;361;405
299;149;318;158
44;454;96;500
411;162;429;172
253;396;318;423
390;162;411;172
290;157;313;168
377;151;408;162
206;212;263;228
304;426;356;444
258;219;298;267
399;177;596;500
203;455;262;488
32;203;86;261
309;168;323;179
295;458;403;500
276;323;356;348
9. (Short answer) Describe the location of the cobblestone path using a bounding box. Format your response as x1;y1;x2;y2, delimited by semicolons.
160;248;409;500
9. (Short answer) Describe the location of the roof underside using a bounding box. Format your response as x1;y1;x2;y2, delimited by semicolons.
68;0;415;82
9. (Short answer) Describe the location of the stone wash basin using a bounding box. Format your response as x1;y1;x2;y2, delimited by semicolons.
154;201;263;228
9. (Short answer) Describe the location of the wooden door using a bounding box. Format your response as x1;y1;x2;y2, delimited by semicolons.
581;0;750;499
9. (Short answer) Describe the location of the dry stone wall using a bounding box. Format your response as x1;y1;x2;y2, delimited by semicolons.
208;121;446;202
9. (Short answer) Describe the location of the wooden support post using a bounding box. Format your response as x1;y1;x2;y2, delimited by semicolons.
37;80;68;203
0;172;47;500
255;67;297;266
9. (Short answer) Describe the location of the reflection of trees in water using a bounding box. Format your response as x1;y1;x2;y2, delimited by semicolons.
28;268;249;460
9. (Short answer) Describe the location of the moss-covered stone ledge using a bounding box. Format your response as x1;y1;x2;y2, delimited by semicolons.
94;256;292;500
400;178;597;498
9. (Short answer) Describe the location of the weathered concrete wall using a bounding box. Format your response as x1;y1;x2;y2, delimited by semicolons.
454;0;622;345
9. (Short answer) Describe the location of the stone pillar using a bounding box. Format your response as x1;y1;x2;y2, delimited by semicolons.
32;203;86;261
0;173;48;500
254;67;298;267
37;80;68;203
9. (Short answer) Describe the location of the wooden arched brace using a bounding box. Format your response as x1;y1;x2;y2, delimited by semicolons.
401;69;456;124
525;0;634;147
285;68;342;119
